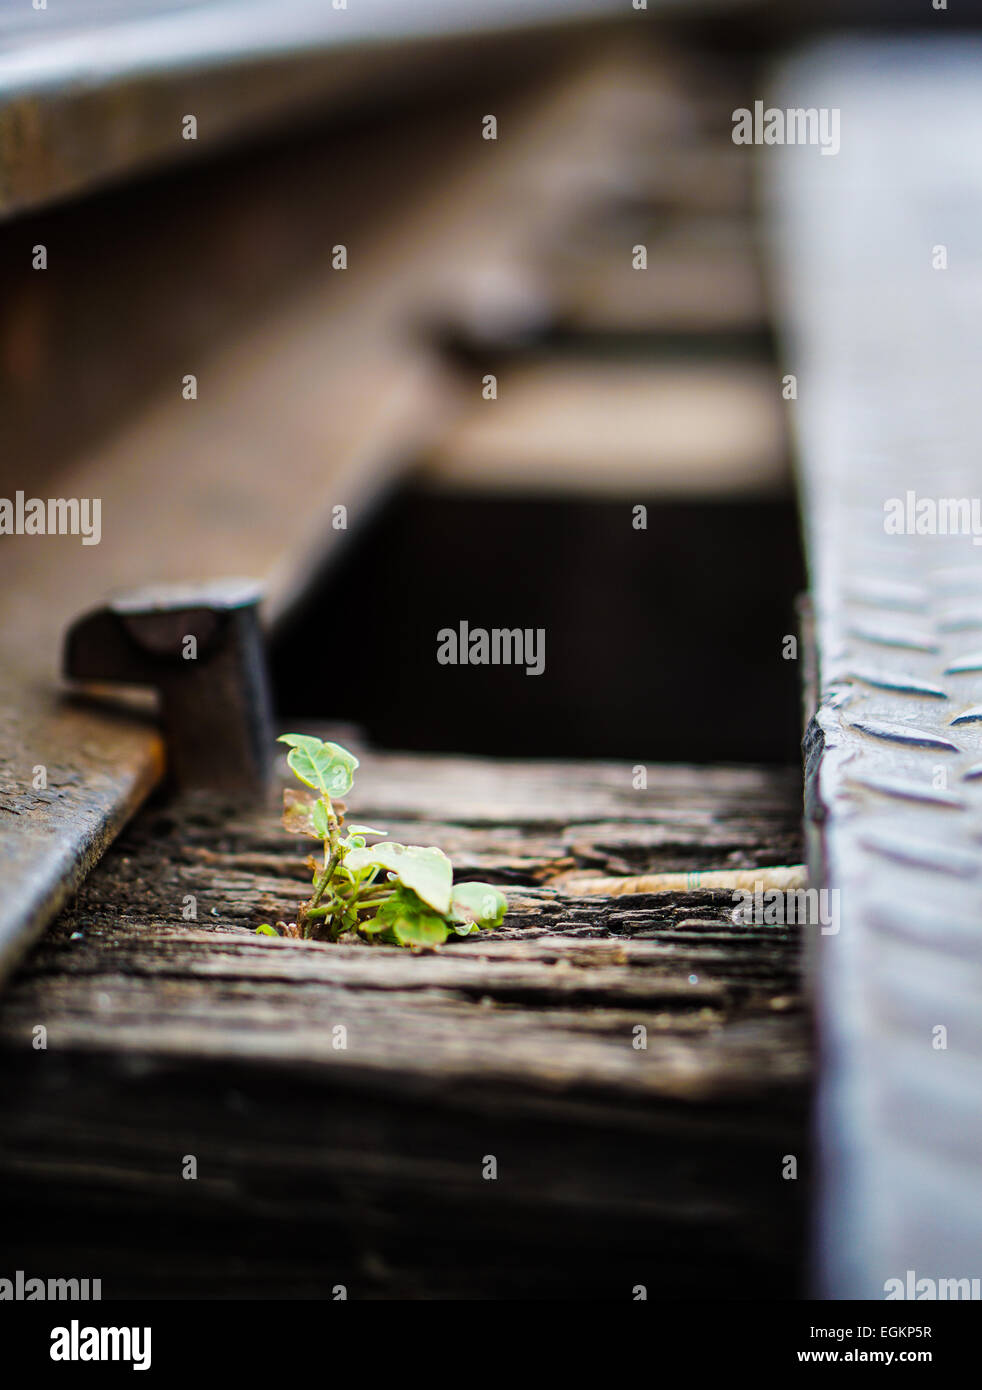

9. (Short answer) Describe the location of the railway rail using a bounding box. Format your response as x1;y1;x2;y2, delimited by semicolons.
773;37;982;1299
1;1;979;1300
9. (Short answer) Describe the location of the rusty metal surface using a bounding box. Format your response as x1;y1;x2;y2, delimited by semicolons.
0;675;163;985
65;579;273;794
0;0;637;220
770;38;982;1297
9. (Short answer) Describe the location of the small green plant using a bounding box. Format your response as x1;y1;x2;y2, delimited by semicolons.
256;734;507;947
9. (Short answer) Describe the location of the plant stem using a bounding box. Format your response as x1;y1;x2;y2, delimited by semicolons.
300;822;344;936
295;805;395;939
308;855;336;911
354;889;395;907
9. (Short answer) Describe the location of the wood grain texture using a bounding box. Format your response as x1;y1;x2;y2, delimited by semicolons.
0;742;808;1298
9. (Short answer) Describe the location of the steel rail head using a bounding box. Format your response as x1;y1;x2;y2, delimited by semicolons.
769;37;982;1299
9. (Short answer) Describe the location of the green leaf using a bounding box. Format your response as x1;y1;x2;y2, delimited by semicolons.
332;861;354;888
391;914;449;947
357;914;392;936
359;886;449;947
350;863;380;889
255;924;279;937
345;824;386;837
311;799;330;840
344;843;453;915
450;882;507;932
277;735;359;797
